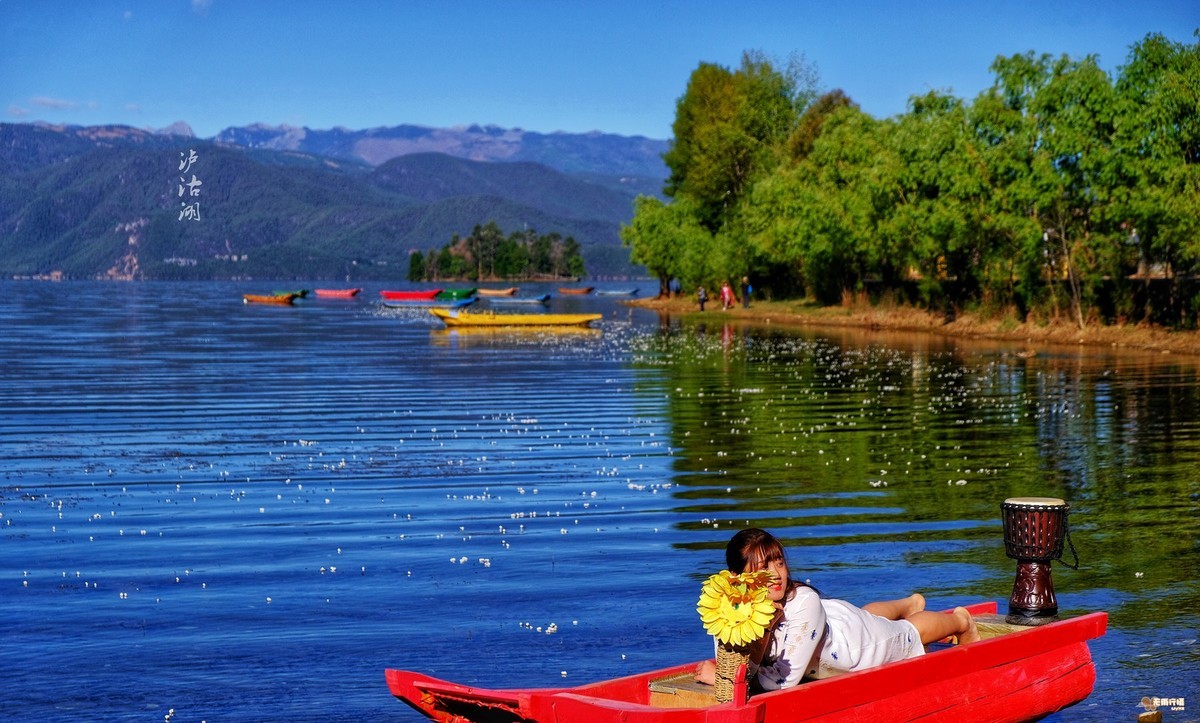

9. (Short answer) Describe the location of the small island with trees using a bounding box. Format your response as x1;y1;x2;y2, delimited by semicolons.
407;221;586;282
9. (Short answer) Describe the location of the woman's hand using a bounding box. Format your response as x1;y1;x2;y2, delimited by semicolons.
693;659;716;684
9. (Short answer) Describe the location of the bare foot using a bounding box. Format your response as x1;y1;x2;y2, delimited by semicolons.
954;607;981;644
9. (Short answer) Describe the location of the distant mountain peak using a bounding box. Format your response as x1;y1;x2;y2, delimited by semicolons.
155;121;195;137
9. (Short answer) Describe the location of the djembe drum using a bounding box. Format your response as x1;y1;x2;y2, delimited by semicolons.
1001;497;1078;625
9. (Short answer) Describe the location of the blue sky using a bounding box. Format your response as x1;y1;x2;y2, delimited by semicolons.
2;0;1195;140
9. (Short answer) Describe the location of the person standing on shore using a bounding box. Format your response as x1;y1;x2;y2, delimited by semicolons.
720;281;734;310
698;286;708;311
741;277;752;308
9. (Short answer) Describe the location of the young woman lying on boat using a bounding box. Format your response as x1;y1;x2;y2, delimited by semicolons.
694;528;981;690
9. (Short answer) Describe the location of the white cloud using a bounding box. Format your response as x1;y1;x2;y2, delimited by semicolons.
31;96;79;110
8;105;30;118
191;0;212;15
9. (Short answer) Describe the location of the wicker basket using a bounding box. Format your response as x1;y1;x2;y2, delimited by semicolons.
714;641;751;704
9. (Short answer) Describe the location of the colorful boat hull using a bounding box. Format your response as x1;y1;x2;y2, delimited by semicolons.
435;288;478;300
243;293;297;305
485;294;550;305
476;287;519;297
386;602;1106;723
313;288;362;298
381;289;441;301
430;308;601;327
383;298;476;309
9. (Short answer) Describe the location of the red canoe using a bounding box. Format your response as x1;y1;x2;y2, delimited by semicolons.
386;602;1107;723
380;289;441;301
313;288;362;298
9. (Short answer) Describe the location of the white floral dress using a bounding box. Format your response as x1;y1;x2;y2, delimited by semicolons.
754;586;924;690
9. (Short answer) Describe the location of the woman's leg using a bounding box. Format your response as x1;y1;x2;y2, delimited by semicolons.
907;607;980;645
863;593;925;620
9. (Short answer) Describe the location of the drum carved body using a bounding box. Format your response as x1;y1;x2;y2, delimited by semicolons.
1001;497;1071;626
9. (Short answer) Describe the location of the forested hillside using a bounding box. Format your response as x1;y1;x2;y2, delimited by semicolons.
0;123;649;280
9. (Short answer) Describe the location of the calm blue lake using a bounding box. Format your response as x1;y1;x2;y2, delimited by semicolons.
1;281;1196;722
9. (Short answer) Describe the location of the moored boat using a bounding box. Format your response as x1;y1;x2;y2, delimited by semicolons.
381;289;441;301
386;602;1106;723
382;297;476;309
596;288;639;297
476;287;519;297
313;288;362;298
430;308;601;327
243;293;297;305
435;288;478;300
272;288;309;298
485;294;550;305
557;286;594;295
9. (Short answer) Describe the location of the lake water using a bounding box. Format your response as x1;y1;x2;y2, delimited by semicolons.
1;281;1196;722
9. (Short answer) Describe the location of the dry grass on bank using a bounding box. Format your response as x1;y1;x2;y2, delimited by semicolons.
628;295;1200;357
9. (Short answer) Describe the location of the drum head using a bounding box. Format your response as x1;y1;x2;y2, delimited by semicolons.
1004;496;1066;507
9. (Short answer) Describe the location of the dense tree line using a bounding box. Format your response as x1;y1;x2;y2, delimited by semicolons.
623;34;1200;328
407;221;586;281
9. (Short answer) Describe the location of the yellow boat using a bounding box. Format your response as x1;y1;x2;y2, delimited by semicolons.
430;308;602;327
243;292;297;305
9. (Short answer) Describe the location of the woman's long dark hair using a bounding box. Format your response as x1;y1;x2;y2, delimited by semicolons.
726;528;812;600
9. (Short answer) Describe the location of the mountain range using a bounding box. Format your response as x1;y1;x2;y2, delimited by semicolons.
0;121;670;280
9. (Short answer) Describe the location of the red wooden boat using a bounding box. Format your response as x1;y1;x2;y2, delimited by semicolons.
386;602;1106;723
313;288;362;298
380;289;441;301
557;286;594;295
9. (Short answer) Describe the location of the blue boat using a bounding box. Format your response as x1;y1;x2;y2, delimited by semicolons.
485;294;551;305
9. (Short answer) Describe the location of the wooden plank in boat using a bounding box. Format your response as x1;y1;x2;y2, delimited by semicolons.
648;671;716;709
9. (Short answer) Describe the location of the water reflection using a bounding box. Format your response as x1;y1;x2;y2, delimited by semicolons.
636;319;1200;634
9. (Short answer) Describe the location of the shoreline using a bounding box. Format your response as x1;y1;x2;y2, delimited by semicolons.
628;295;1200;357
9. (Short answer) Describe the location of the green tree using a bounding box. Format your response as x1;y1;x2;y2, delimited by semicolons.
561;236;586;278
882;91;993;312
424;249;439;281
407;250;425;281
663;51;814;234
976;52;1120;327
494;235;529;278
787;89;858;163
465;222;504;280
1113;32;1200;325
620;195;712;296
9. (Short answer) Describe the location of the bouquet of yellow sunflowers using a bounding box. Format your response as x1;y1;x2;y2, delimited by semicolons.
697;569;777;702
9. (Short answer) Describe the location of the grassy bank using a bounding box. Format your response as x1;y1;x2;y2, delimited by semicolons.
629;295;1200;357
